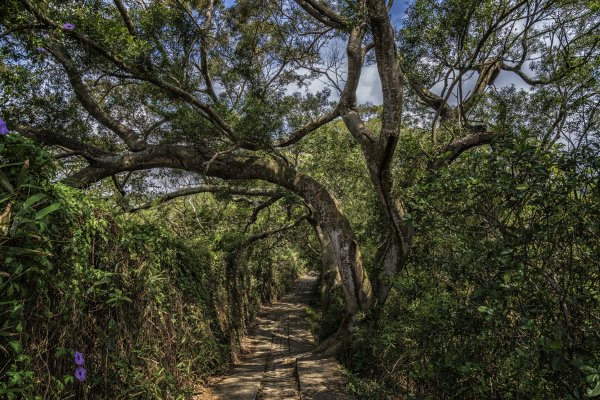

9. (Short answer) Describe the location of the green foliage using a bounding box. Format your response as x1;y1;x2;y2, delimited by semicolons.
0;136;305;398
346;133;600;399
0;136;59;398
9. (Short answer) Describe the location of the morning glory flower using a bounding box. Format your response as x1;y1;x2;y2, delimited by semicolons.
0;117;9;135
75;366;87;382
62;23;75;30
74;351;85;365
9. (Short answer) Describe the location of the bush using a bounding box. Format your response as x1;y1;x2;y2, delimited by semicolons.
0;136;234;398
347;135;600;399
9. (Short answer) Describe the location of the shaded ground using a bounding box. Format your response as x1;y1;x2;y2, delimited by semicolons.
198;274;354;400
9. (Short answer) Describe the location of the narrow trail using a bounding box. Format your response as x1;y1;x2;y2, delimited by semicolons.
201;274;354;400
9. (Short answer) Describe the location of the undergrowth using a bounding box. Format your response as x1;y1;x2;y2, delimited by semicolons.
0;135;302;399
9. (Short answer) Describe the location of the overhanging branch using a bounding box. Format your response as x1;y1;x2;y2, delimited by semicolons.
48;44;148;151
294;0;347;29
128;185;283;212
431;131;497;169
275;108;340;147
235;214;310;255
244;194;285;231
14;124;113;161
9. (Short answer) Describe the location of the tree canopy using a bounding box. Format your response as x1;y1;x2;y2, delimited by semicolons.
1;0;600;398
1;0;598;323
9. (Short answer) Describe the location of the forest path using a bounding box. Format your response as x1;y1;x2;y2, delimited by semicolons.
198;274;354;400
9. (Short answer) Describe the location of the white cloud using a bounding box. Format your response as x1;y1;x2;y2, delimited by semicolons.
285;64;384;105
357;65;383;105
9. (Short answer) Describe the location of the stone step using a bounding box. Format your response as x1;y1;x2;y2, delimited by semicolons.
207;275;355;400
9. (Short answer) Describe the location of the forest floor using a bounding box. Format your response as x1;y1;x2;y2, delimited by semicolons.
194;274;354;400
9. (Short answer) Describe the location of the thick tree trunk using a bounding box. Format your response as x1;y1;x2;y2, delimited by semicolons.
312;222;342;315
299;189;373;316
191;152;376;316
365;159;413;305
27;124;375;319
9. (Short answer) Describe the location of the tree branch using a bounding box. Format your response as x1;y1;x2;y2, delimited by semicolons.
461;59;502;113
111;174;127;196
403;74;456;120
113;0;137;36
367;0;403;171
244;194;284;231
128;185;283;212
275;107;340;147
431;131;497;169
0;23;46;39
14;124;113;161
237;214;309;253
294;0;347;29
48;43;148;151
339;27;378;147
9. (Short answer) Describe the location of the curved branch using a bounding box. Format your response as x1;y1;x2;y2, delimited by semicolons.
113;0;137;36
403;74;455;120
461;59;502;113
339;27;378;146
14;124;113;161
244;194;285;231
129;185;283;212
240;214;309;251
275;107;340;147
0;23;46;39
48;43;148;151
293;0;347;29
367;0;403;143
431;131;497;169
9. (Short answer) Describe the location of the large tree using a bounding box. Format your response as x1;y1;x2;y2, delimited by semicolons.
1;0;598;325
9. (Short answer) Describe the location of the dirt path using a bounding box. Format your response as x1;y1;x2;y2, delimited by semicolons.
204;274;354;400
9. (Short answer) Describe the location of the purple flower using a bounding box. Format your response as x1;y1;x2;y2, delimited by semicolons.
36;47;47;53
0;117;9;135
74;351;85;366
62;23;75;30
75;366;87;382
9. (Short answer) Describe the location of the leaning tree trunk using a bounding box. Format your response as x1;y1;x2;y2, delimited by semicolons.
189;151;377;318
293;176;375;317
45;140;375;321
311;222;341;316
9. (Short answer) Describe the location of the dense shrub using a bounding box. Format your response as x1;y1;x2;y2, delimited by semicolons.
347;135;600;399
0;135;303;399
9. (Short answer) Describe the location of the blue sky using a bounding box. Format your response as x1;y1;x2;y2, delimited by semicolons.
222;1;526;104
223;0;412;23
390;1;412;27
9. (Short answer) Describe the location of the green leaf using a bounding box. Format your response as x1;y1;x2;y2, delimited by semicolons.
0;169;14;193
551;356;562;370
515;184;529;191
587;381;600;397
0;162;26;169
17;184;43;190
477;305;494;315
3;246;52;257
9;341;21;353
22;193;46;209
35;202;61;220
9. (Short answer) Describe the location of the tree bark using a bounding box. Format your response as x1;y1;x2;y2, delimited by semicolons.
311;222;342;316
43;141;376;317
